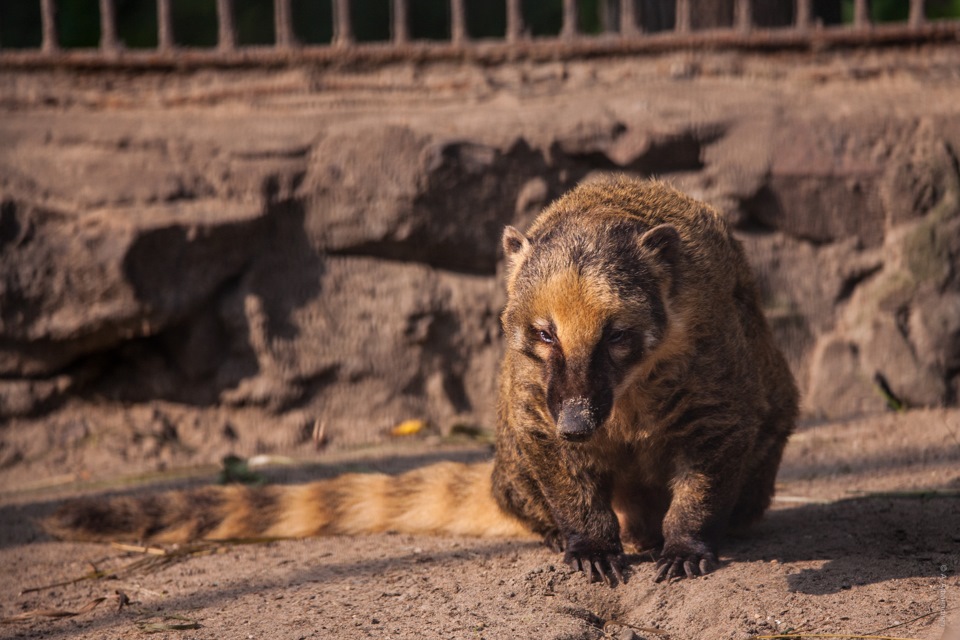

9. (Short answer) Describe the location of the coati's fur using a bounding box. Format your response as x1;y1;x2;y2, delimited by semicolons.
45;177;797;584
492;177;797;582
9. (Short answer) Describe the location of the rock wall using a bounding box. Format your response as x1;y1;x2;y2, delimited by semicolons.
1;48;959;445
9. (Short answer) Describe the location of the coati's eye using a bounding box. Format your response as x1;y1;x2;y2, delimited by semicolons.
536;328;555;345
607;329;627;344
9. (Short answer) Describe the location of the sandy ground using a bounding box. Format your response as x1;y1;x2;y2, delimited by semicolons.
1;407;959;640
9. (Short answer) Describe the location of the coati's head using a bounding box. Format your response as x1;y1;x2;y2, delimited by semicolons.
501;210;682;443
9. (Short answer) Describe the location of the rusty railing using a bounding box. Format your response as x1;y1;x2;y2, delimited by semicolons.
0;0;958;68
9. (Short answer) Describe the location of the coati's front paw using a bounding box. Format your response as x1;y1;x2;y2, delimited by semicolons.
654;539;717;582
562;536;626;586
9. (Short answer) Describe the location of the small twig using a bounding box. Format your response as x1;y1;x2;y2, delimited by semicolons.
749;634;924;640
869;605;958;635
136;613;201;633
1;591;129;624
846;489;960;499
110;542;169;556
19;568;112;595
605;620;670;636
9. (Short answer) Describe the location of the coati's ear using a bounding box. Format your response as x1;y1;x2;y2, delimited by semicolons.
502;226;532;271
638;224;681;290
640;224;683;297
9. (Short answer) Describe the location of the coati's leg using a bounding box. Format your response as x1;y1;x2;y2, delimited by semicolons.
494;435;626;585
730;421;790;527
656;423;755;582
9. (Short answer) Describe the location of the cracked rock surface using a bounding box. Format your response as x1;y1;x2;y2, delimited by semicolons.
2;47;960;442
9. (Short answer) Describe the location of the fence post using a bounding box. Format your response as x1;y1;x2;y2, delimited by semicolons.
217;0;236;50
275;0;296;47
735;0;751;31
909;0;925;27
853;0;870;27
675;0;690;33
392;0;409;44
795;0;811;29
41;0;59;52
157;0;173;49
334;0;353;46
506;0;524;42
562;0;577;39
451;0;467;43
99;0;119;51
620;0;638;36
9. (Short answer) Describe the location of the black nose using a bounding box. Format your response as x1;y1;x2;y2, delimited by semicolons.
556;398;598;442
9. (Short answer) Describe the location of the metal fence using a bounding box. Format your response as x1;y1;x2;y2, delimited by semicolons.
1;0;959;68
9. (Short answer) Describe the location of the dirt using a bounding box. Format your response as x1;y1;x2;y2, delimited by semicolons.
1;407;959;640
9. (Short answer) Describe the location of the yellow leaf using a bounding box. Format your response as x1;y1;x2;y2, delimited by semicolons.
391;419;427;437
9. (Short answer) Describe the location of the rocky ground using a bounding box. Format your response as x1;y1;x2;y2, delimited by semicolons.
1;407;959;640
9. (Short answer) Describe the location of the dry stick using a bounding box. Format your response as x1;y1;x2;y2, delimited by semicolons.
19;541;229;595
0;594;120;624
19;568;112;596
847;489;960;499
750;631;919;640
869;605;958;636
110;542;168;556
749;634;924;640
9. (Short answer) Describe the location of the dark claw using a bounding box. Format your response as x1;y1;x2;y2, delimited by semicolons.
654;551;718;582
564;550;628;586
610;558;625;584
654;557;678;582
699;556;712;575
592;560;610;586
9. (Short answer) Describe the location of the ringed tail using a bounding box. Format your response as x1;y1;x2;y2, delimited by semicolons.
43;461;534;544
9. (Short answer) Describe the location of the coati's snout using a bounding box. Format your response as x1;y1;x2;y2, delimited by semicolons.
548;368;614;442
555;397;603;442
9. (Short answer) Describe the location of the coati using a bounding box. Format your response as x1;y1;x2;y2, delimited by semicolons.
45;177;797;585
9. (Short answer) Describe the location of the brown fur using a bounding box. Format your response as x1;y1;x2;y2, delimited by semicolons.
492;176;797;582
45;177;796;584
44;461;533;543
